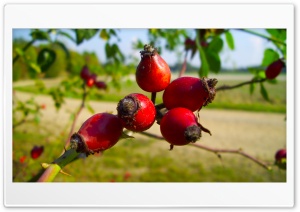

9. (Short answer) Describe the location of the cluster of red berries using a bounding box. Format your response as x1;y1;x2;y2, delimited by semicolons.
80;65;107;89
70;44;217;155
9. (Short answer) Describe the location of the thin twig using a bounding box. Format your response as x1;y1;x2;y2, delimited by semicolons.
216;78;266;91
138;131;272;170
237;29;286;46
64;83;87;148
13;119;27;129
190;143;272;170
178;51;188;77
13;40;35;64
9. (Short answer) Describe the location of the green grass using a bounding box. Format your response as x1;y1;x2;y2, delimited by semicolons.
13;131;286;182
13;77;286;113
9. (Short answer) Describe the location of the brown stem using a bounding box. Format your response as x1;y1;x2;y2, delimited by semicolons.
138;131;272;170
178;51;188;77
64;83;87;148
190;143;272;170
151;92;156;104
216;78;266;91
155;103;166;110
13;118;27;129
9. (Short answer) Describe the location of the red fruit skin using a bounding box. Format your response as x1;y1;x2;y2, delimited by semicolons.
95;81;107;89
275;149;286;162
160;107;201;146
31;146;44;159
71;113;123;155
163;77;217;112
184;38;196;50
80;65;91;80
117;93;156;132
86;74;97;87
265;59;285;80
136;45;171;92
201;41;209;47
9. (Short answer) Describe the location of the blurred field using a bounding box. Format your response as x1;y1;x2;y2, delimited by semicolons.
13;73;286;113
12;73;287;182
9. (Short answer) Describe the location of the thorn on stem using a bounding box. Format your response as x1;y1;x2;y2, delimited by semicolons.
41;163;50;169
60;169;72;177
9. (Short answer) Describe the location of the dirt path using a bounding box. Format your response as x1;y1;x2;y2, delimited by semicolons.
14;91;286;160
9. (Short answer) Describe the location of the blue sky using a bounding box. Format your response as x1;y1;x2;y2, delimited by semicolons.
13;29;277;69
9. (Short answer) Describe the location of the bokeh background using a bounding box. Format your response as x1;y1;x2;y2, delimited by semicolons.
12;28;286;182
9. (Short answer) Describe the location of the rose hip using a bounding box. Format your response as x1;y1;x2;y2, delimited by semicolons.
163;76;218;112
70;113;123;155
160;107;201;149
136;44;171;92
117;93;156;132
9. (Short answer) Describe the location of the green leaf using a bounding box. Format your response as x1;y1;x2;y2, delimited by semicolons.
120;132;135;140
57;30;76;43
262;48;279;67
49;88;64;110
198;46;209;77
205;50;221;73
260;83;270;101
266;78;278;84
15;48;24;56
30;29;50;41
100;29;110;40
37;48;56;72
249;82;255;95
208;36;223;53
74;30;85;45
257;70;266;79
195;30;210;77
28;62;41;73
225;31;235;50
74;29;99;45
105;43;112;58
266;29;286;41
86;103;95;114
54;41;70;58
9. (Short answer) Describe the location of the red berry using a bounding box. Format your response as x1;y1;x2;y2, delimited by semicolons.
85;74;97;87
275;148;286;162
160;107;201;148
30;146;44;159
40;104;46;109
95;81;107;90
136;44;171;92
163;77;218;112
124;172;131;180
184;38;196;50
265;59;285;80
80;65;91;80
201;41;209;47
70;113;123;155
117;93;156;132
19;155;26;163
